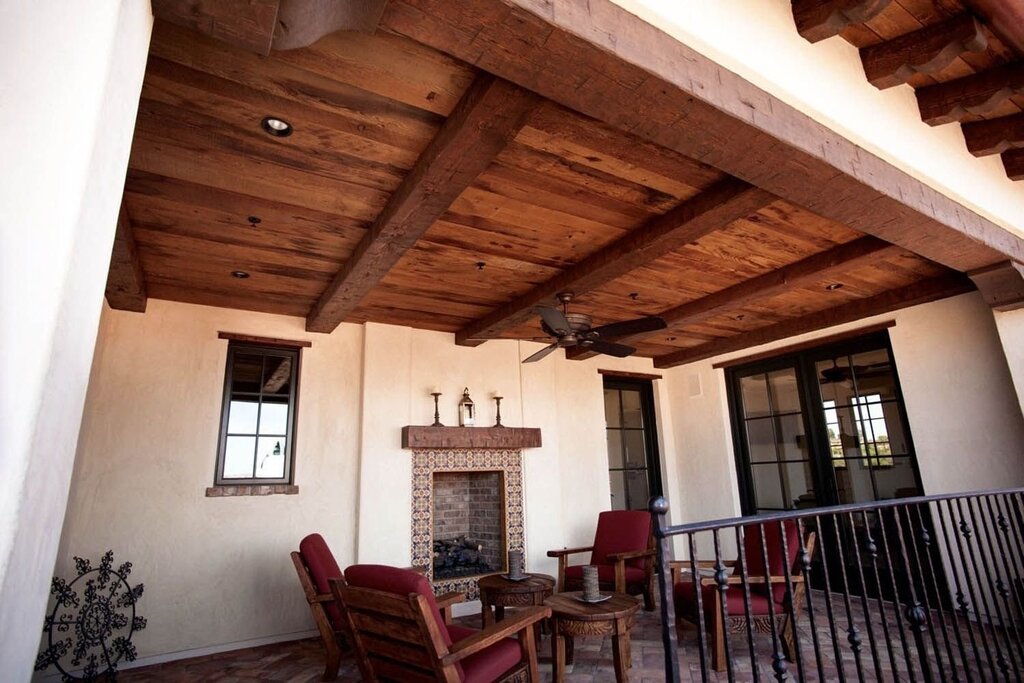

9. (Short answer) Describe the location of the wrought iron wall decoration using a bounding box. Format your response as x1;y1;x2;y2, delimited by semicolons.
35;550;146;682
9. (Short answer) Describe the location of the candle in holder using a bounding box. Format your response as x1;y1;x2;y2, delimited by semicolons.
507;550;524;579
582;565;600;601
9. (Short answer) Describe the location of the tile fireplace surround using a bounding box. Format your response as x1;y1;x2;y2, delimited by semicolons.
405;426;541;599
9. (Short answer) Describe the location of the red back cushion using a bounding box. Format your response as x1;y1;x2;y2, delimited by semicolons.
344;564;454;648
299;534;344;627
590;510;651;570
741;521;801;603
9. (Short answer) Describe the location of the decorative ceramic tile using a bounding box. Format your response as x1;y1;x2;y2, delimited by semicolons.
410;448;525;600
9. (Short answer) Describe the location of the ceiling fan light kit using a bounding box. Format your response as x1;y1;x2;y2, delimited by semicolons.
521;291;667;363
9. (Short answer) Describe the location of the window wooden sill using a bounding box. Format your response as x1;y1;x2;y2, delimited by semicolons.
206;484;299;497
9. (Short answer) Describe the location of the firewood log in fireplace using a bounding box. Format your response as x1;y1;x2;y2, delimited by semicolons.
433;536;491;575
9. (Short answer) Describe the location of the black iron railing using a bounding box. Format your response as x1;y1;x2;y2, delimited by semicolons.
649;488;1024;682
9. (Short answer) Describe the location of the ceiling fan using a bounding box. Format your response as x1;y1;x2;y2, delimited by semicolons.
521;292;667;363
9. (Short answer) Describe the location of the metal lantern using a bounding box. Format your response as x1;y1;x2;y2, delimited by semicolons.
458;388;476;427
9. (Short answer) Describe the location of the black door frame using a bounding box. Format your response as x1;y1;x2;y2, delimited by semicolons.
603;376;664;508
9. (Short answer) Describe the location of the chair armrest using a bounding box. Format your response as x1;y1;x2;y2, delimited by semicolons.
310;592;334;604
547;546;593;558
436;591;465;625
606;549;655;562
442;606;552;664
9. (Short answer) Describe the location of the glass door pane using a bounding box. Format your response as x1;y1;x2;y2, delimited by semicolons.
604;381;660;510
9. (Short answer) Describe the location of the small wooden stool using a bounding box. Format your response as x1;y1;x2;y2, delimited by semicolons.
545;591;640;683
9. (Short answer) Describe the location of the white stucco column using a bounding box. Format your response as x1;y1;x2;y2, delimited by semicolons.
993;309;1024;417
0;2;152;678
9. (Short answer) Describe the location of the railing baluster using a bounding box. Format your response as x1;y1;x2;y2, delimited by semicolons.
985;494;1024;677
650;496;681;683
932;500;979;678
814;514;847;683
898;504;946;681
946;497;998;678
891;503;934;682
972;495;1022;680
735;525;761;683
847;511;884;681
996;494;1024;649
757;522;788;682
776;519;804;680
690;532;711;682
957;497;1008;678
877;506;918;682
831;513;866;682
712;528;736;681
797;517;825;680
911;502;960;681
861;510;902;679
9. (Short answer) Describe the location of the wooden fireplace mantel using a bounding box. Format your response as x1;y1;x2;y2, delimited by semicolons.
401;426;542;450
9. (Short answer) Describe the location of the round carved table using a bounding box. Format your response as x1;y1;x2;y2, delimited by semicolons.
545;591;640;683
478;573;555;636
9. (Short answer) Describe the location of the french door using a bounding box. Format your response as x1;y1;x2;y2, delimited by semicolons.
603;377;663;511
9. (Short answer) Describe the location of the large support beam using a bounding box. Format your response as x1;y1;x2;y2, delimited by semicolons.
968;260;1024;311
1003;148;1024;181
570;235;897;358
917;64;1024;126
861;14;986;89
962;112;1024;156
305;74;540;333
104;203;148;312
454;179;774;346
652;275;974;368
151;0;280;55
792;0;892;43
381;0;1024;272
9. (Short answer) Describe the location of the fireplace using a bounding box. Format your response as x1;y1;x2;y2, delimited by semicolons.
432;471;505;579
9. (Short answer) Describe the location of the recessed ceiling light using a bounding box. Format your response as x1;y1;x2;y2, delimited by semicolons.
247;215;262;226
261;116;293;137
231;271;250;279
475;261;486;271
826;282;844;291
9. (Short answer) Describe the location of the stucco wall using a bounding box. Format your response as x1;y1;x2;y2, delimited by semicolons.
994;308;1024;416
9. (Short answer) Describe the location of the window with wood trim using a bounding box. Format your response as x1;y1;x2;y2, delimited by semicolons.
215;342;299;485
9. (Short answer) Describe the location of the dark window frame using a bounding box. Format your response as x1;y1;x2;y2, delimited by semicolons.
603;376;664;510
215;342;301;486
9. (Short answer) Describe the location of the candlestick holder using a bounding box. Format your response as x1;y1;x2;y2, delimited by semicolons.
493;396;504;427
431;392;443;427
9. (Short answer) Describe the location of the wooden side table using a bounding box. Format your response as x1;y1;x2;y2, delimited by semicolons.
545;592;640;683
478;573;555;634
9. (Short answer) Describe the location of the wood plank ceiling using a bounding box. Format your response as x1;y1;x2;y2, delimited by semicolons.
792;0;1024;180
108;1;1024;369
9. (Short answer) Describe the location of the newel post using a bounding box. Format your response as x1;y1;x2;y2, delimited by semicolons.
650;496;681;683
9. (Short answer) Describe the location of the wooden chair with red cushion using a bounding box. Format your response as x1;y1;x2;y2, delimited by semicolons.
547;510;656;610
292;534;462;681
333;564;550;683
670;523;817;672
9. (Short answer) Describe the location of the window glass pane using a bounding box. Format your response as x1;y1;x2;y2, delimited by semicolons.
621;390;643;428
230;353;264;394
223;436;256;479
751;464;785;510
606;431;624;468
262;356;293;396
259;401;289;436
625;469;650;511
255;437;286;479
740;374;771;418
609;470;627;511
776;414;808;460
851;349;896;400
872;457;919;499
745;417;777;463
622;430;647;468
781;461;815;509
816;356;855;405
767;369;801;414
604;389;621;428
227;399;259;434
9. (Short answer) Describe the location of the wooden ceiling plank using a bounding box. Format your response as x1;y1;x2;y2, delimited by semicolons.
454;178;775;346
381;0;1022;272
860;13;987;88
105;203;148;312
793;0;894;43
1002;147;1024;179
968;260;1024;310
570;235;899;359
917;62;1024;125
652;274;974;368
961;112;1024;155
305;74;541;333
151;0;280;55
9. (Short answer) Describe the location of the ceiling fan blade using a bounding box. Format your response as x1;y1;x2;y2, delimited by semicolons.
589;316;667;339
537;306;572;336
522;343;560;363
587;339;636;358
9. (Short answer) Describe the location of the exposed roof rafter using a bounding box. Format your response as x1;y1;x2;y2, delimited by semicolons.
104;203;148;313
861;13;986;89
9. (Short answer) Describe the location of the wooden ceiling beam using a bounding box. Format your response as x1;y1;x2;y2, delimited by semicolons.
570;235;898;359
969;260;1024;311
962;112;1024;156
151;0;281;55
917;63;1024;126
305;74;540;334
792;0;892;43
1003;148;1024;180
652;274;974;368
104;203;148;313
454;178;774;346
861;14;987;89
381;0;1023;272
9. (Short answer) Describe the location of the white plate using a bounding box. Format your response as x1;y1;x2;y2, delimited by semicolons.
501;573;529;582
574;593;612;604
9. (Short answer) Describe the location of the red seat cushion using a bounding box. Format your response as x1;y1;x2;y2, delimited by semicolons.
564;563;647;587
741;522;800;603
590;510;652;570
447;625;522;683
673;580;773;620
298;534;344;628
